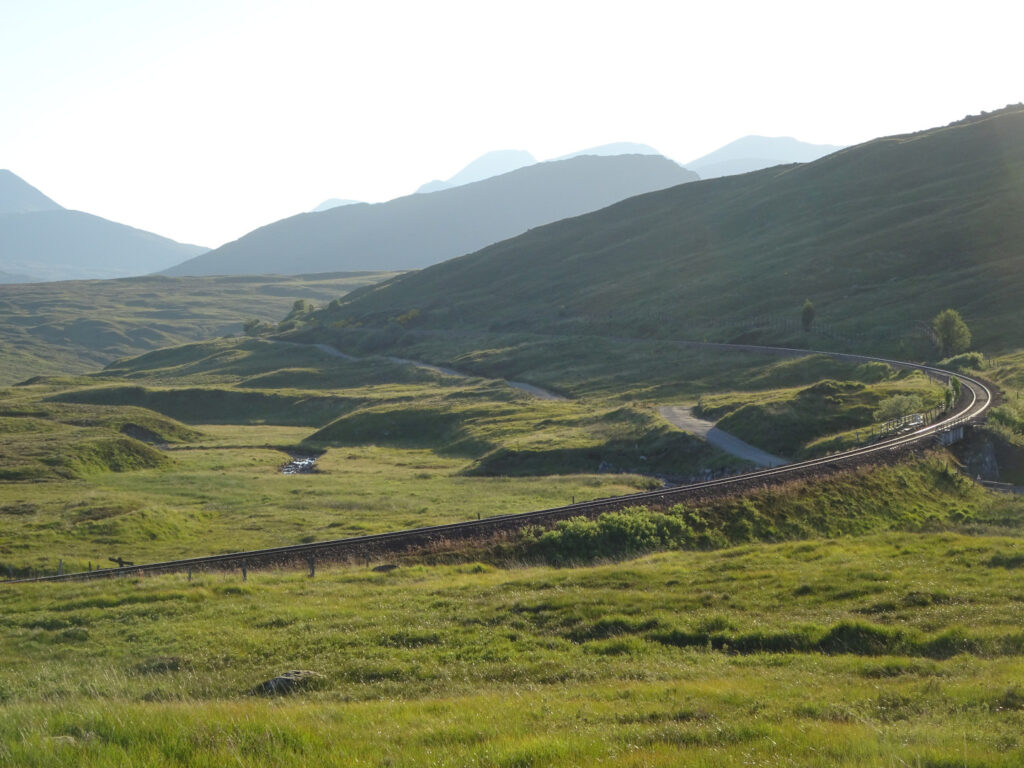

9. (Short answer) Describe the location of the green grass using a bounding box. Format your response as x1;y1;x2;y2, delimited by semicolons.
694;371;946;457
0;421;657;575
3;527;1024;765
0;331;985;574
0;395;198;481
290;329;905;403
0;272;396;385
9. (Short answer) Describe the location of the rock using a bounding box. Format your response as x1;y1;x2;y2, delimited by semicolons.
372;563;398;573
252;670;324;695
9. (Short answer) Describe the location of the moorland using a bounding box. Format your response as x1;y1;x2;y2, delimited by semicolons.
3;106;1024;767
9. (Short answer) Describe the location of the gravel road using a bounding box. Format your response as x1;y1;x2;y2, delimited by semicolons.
657;405;788;468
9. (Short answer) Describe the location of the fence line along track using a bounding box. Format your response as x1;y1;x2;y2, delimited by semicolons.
8;343;994;584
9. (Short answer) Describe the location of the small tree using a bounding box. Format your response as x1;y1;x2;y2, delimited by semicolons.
801;299;815;332
932;309;971;356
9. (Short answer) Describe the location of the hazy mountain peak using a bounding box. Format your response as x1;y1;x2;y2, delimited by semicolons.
0;170;63;214
685;136;844;179
311;198;362;213
416;149;536;194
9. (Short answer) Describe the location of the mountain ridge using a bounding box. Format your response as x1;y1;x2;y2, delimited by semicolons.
164;154;698;276
0;170;209;282
313;105;1024;354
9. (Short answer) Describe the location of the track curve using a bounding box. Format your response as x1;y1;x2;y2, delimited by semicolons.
8;344;994;584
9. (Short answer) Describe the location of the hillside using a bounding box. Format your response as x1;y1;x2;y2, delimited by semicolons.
685;135;844;179
163;154;698;276
0;171;209;281
314;106;1024;355
0;272;394;384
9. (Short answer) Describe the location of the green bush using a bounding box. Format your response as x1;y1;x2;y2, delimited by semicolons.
524;508;693;565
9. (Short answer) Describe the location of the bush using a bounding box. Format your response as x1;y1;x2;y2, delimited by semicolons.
525;508;694;565
938;351;985;372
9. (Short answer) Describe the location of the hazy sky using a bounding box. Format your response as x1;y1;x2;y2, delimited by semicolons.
3;0;1022;248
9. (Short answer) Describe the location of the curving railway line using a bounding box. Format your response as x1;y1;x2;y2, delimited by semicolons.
8;344;995;584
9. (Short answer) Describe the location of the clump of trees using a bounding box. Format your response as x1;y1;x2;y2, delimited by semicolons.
242;318;274;336
933;309;971;356
277;300;317;332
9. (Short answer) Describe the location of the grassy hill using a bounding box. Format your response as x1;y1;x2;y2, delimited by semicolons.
312;105;1024;357
0;272;395;384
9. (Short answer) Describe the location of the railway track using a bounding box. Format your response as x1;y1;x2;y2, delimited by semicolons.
8;345;994;584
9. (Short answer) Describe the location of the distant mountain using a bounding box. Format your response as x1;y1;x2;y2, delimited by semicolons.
0;169;63;214
315;105;1024;353
311;198;361;213
0;170;208;282
164;154;698;276
554;142;661;160
686;136;843;179
415;150;536;194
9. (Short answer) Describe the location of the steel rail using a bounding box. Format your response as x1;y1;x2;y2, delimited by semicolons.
7;345;993;584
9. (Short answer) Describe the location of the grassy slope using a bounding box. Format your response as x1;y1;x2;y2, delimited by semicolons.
0;272;396;384
3;517;1024;765
696;371;946;457
312;106;1024;356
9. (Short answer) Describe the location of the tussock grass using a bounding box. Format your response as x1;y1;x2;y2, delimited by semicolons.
3;530;1024;764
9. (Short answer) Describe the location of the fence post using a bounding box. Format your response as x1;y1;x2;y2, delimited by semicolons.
242;560;248;582
308;555;315;578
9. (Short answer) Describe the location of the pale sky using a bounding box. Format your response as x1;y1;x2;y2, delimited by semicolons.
3;0;1022;248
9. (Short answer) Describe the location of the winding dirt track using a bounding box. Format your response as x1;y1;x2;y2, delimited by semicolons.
8;343;993;584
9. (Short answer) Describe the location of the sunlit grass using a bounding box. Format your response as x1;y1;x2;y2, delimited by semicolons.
2;532;1024;765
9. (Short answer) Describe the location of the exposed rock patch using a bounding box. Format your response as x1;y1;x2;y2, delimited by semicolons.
252;669;324;695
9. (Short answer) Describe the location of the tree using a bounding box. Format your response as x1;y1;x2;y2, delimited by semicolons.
932;309;971;356
801;299;815;332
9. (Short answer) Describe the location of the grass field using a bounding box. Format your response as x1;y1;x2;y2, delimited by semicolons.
0;337;1021;766
0;421;657;576
2;524;1024;766
0;332;971;575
